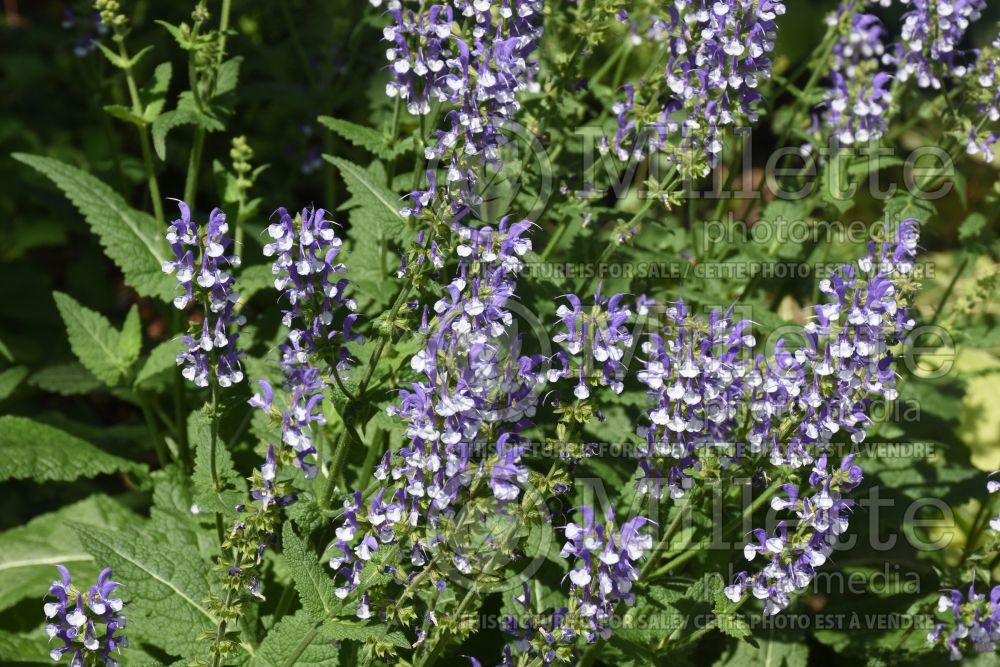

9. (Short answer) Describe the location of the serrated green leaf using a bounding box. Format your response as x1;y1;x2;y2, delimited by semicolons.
0;416;143;482
0;366;28;400
239;263;276;304
318;116;401;161
75;525;218;658
713;635;808;667
252;611;339;667
119;304;142;370
148;466;218;560
151;110;223;161
135;338;182;389
28;362;103;395
53;291;128;386
215;57;243;97
883;193;936;227
143;62;173;121
191;407;248;516
958;212;988;242
283;524;338;620
324;155;406;241
716;612;751;640
0;628;44;664
155;20;190;48
15;154;173;300
0;495;140;613
104;103;148;126
95;41;128;68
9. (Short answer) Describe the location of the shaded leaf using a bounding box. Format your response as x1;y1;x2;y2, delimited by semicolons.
15;154;173;300
0;416;143;482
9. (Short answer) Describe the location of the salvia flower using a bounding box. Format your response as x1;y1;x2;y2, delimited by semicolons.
892;0;985;90
255;206;360;478
818;4;892;146
551;287;634;397
636;301;758;499
559;506;652;641
721;222;921;616
928;577;1000;660
725;453;864;615
384;0;544;214
328;218;545;618
162;201;245;388
44;566;126;667
965;35;1000;162
501;506;652;662
612;0;786;175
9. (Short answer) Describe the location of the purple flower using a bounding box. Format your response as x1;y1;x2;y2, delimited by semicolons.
502;506;652;661
44;566;127;667
928;577;1000;659
559;506;652;641
818;5;892;146
725;453;864;615
384;1;544;215
328;218;546;617
636;301;757;499
723;222;921;615
892;0;985;90
612;1;786;174
254;206;359;478
966;35;1000;161
162;201;245;388
552;287;634;396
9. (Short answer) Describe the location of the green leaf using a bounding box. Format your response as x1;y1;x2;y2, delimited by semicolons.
0;495;140;613
95;41;128;68
283;524;338;620
28;362;103;395
191;407;248;516
215;56;243;97
958;212;990;243
53;291;128;386
151;110;223;161
143;62;173;121
324;155;406;241
75;525;218;658
883;193;936;227
15;154;173;300
104;104;148;126
713;634;809;667
0;416;143;482
148;465;218;560
252;611;339;667
135;338;182;389
0;366;29;401
155;20;191;49
238;263;276;304
118;304;143;370
318;116;406;161
0;629;44;664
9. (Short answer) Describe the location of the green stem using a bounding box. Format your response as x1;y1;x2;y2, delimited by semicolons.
209;380;225;546
138;392;169;467
116;36;164;224
209;553;242;667
930;256;968;327
184;127;206;206
650;479;785;579
573;169;679;294
172;309;191;469
320;277;416;508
